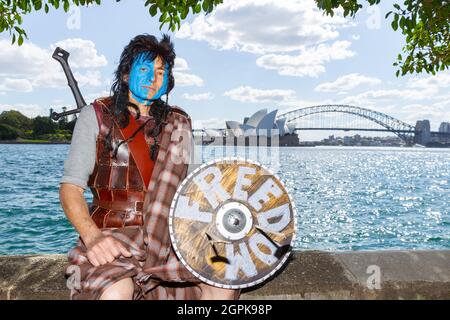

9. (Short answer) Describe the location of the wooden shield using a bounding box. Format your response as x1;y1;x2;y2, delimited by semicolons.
169;157;297;289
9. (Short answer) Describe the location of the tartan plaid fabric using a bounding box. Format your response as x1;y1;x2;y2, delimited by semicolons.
65;105;236;300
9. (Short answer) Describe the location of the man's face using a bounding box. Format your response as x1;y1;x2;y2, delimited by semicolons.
128;52;169;105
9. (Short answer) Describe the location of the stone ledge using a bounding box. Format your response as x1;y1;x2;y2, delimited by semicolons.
0;250;449;300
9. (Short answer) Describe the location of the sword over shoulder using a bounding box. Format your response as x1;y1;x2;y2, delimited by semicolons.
50;47;87;121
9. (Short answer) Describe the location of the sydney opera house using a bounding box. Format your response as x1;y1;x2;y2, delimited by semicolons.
198;109;300;146
225;108;296;137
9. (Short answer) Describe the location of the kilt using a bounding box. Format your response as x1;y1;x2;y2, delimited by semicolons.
65;107;240;300
67;226;203;299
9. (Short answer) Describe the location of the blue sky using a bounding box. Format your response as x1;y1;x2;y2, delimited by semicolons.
0;0;449;140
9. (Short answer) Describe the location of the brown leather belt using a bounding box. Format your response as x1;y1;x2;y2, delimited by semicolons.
93;199;144;212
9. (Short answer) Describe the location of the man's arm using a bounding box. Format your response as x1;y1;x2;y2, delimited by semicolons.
60;183;131;266
60;105;130;266
60;183;101;246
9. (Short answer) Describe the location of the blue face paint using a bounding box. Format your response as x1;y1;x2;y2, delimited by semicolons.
128;52;169;105
153;63;169;100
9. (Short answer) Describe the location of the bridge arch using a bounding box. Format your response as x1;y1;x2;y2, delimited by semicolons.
277;105;416;144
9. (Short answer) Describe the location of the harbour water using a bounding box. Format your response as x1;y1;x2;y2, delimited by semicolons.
0;144;448;255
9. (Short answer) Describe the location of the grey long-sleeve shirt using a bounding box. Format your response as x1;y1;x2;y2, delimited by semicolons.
60;104;98;189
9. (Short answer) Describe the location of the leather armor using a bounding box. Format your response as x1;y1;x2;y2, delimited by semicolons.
87;97;158;229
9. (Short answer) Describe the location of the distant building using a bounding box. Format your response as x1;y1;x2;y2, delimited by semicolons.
225;109;296;137
439;122;450;133
198;108;300;146
415;120;431;145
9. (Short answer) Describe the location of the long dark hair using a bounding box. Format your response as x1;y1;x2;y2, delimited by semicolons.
106;34;176;161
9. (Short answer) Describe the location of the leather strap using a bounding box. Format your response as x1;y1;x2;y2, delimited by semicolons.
117;115;155;190
92;98;111;137
93;199;144;212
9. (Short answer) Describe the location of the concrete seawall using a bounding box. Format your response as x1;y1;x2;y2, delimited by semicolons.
0;250;449;300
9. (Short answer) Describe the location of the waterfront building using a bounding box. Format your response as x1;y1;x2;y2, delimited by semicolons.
223;109;300;146
415;120;431;145
439;122;450;133
225;108;296;137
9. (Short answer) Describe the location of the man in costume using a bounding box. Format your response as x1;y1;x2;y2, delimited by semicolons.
60;34;240;300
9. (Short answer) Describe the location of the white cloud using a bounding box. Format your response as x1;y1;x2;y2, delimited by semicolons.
433;94;450;109
278;98;335;110
0;39;52;76
334;85;450;129
75;70;103;87
256;41;355;77
0;103;43;118
315;73;381;92
340;88;437;106
403;108;450;130
51;38;107;68
172;57;204;87
0;78;33;92
174;71;204;87
182;92;214;101
174;57;190;71
85;90;111;103
176;0;351;54
176;1;355;77
224;86;296;103
336;74;450;110
0;38;107;93
407;72;450;90
193;118;225;130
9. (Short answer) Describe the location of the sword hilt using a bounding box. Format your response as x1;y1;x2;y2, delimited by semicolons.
51;47;87;118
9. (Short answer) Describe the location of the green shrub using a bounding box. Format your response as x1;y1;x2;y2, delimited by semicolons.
0;110;32;131
32;116;56;136
0;124;20;140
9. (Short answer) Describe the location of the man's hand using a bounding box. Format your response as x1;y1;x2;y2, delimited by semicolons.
84;233;132;267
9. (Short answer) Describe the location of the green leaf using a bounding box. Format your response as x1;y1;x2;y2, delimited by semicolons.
399;16;405;29
391;14;399;31
34;0;42;11
180;7;189;20
64;1;70;12
149;4;158;16
159;12;167;22
202;0;209;12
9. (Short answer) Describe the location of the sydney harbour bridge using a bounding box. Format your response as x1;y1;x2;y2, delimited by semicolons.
278;105;418;145
194;105;450;146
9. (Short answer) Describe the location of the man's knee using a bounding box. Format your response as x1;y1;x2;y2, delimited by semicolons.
200;284;239;300
99;278;134;300
219;289;239;300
